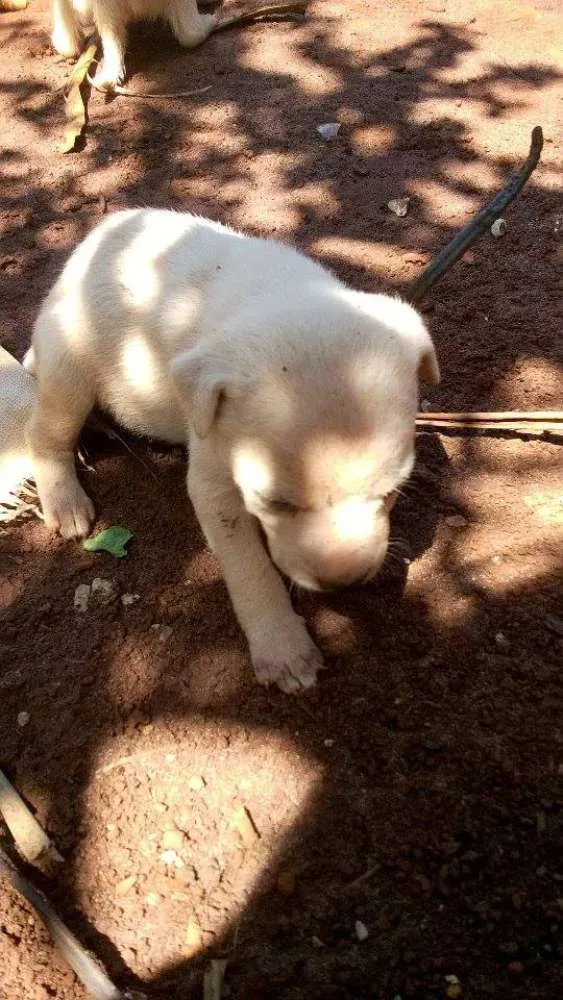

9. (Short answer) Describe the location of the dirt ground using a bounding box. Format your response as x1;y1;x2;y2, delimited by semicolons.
0;0;562;998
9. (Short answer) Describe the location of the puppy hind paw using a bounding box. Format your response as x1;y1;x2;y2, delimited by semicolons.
172;12;216;49
91;61;125;91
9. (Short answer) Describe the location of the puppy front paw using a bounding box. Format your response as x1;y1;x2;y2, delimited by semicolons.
52;27;83;58
250;619;324;694
39;476;95;539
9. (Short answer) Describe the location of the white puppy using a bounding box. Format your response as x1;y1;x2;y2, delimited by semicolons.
51;0;215;89
25;209;439;692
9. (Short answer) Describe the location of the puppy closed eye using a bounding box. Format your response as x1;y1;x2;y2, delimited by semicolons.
257;493;300;515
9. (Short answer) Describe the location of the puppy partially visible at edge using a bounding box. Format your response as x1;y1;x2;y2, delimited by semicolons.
52;0;215;89
25;209;439;693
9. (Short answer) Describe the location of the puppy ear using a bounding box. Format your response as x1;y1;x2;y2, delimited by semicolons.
418;339;440;385
170;349;228;438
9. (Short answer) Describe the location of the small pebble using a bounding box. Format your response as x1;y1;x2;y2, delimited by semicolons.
162;829;185;852
74;583;91;612
388;197;410;217
317;122;340;141
121;593;140;607
144;891;161;907
17;711;30;728
355;920;369;941
491;218;506;237
115;875;137;896
188;775;205;791
495;631;510;649
159;849;184;867
90;578;115;604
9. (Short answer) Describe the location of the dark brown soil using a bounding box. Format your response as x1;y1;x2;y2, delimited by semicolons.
0;1;561;998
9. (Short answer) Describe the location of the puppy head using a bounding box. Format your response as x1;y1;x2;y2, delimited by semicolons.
171;288;438;591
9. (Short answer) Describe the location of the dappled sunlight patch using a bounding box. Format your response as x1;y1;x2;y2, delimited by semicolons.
409;176;482;222
74;721;322;978
439;156;503;195
351;123;396;157
489;356;563;410
240;33;342;96
310;236;409;277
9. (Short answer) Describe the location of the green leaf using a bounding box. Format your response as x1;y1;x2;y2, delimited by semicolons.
83;526;133;559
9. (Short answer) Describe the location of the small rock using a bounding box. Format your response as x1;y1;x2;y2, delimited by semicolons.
388;197;410;217
445;514;468;528
232;805;260;846
317;122;340;141
355;920;369;941
144;891;161;906
311;935;325;948
445;976;462;998
115;875;137;896
491;218;506;237
162;829;185;852
17;711;30;728
90;578;115;605
324;738;335;747
160;849;184;868
420;399;431;412
188;775;205;791
121;593;140;607
74;583;91;612
353;162;370;177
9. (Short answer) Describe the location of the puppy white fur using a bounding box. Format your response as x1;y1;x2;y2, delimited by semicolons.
25;209;439;692
52;0;215;89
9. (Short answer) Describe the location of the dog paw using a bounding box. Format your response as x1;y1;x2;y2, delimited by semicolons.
52;28;83;58
40;477;95;539
173;12;216;48
250;620;324;694
92;61;125;92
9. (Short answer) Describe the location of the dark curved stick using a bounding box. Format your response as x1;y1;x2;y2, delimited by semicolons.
407;126;544;304
0;848;137;1000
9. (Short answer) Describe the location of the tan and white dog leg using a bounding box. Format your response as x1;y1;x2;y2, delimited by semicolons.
187;447;323;693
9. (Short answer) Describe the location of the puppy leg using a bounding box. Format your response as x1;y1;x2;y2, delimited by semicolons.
188;452;323;693
91;0;127;88
51;0;84;57
167;0;216;49
27;318;96;539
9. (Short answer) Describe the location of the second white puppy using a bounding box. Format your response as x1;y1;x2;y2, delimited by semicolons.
52;0;215;89
26;209;439;693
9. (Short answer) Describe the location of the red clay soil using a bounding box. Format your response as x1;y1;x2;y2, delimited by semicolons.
0;1;561;998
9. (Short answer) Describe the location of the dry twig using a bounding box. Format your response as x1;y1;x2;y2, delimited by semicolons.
408;126;544;303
